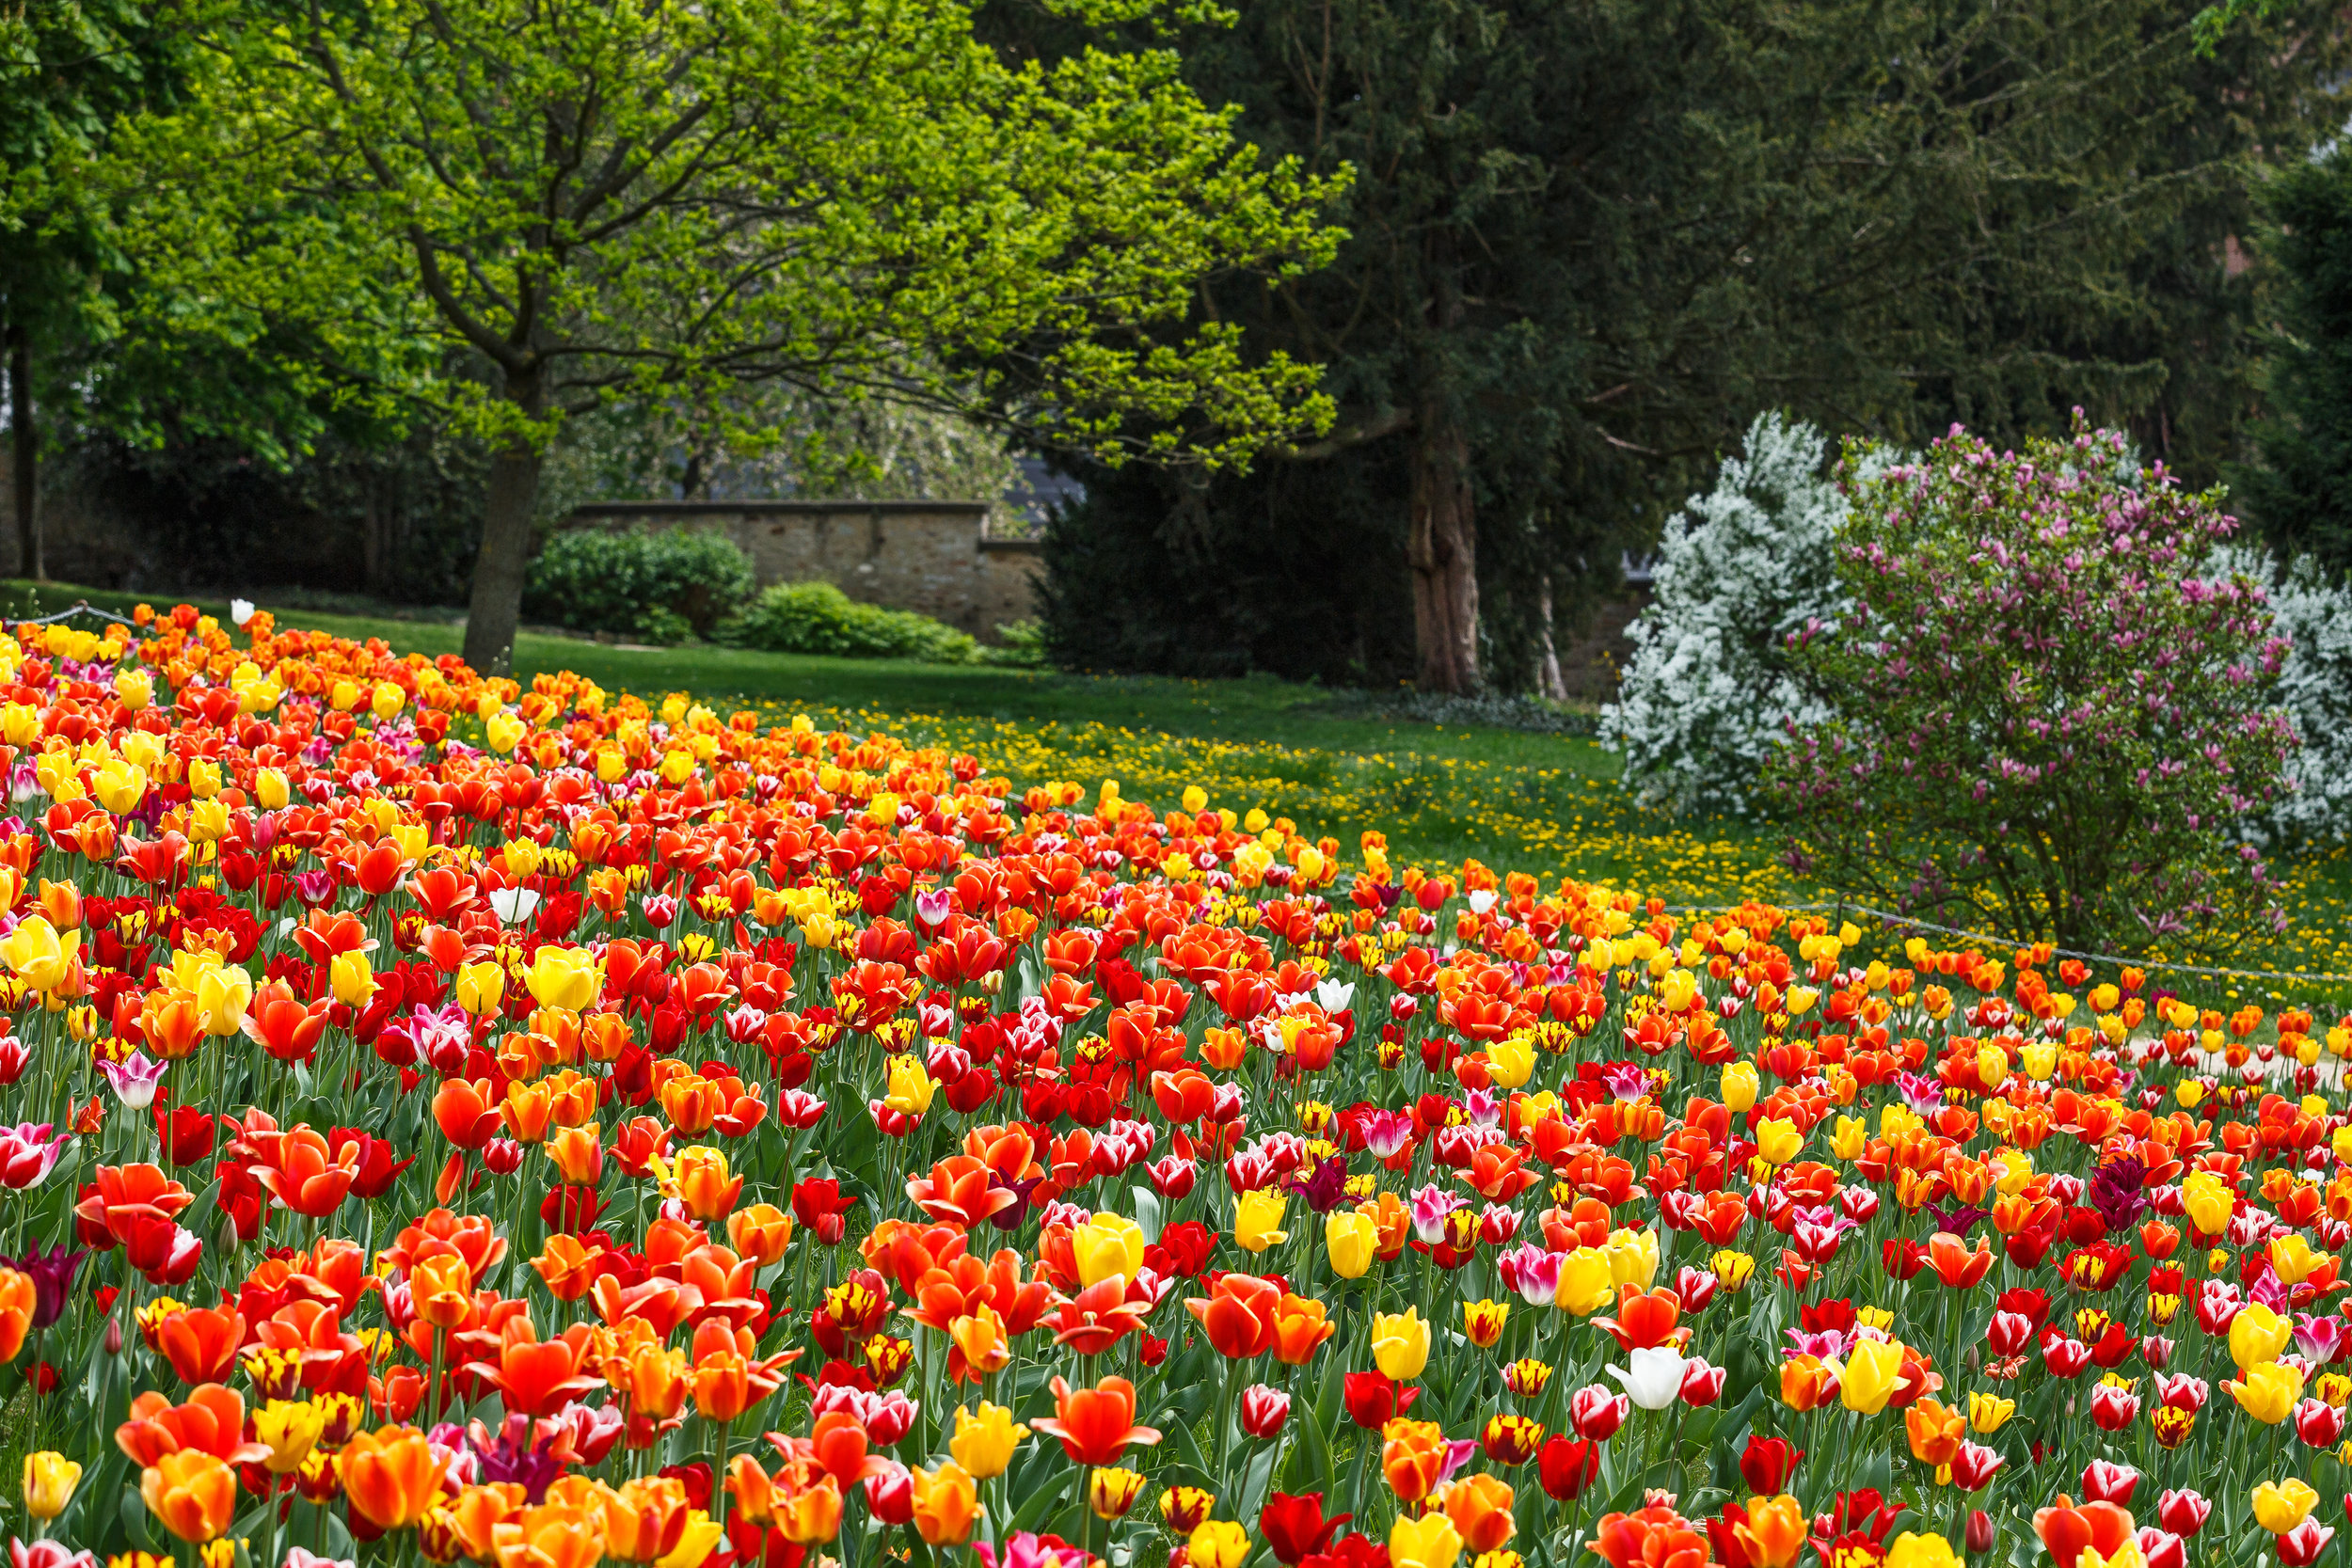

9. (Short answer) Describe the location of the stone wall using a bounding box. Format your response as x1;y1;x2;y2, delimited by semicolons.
564;501;1042;642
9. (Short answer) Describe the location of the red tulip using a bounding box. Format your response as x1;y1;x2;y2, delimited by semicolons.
1536;1435;1600;1501
1342;1370;1419;1430
1261;1493;1350;1564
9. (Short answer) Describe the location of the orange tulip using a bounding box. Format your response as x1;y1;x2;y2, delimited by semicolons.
1033;1375;1165;1466
490;1499;607;1568
154;1307;245;1385
1271;1293;1337;1366
501;1079;555;1145
139;1451;236;1543
913;1460;982;1544
0;1268;32;1362
1735;1495;1808;1568
1184;1273;1283;1358
1443;1473;1517;1552
664;1145;741;1221
1904;1398;1966;1467
1382;1418;1450;1503
471;1322;603;1418
532;1236;607;1303
544;1125;603;1185
412;1255;473;1330
433;1078;502;1150
727;1203;795;1268
342;1425;447;1530
421;1483;525;1564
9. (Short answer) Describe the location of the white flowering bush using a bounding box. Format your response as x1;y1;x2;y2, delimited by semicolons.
2209;543;2352;843
1601;412;1870;815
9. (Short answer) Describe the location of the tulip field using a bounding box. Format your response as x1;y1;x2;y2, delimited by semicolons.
0;604;2341;1568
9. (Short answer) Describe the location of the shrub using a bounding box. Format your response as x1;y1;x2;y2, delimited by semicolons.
1602;413;1874;815
1762;418;2295;956
2211;544;2352;844
522;526;755;642
736;581;980;663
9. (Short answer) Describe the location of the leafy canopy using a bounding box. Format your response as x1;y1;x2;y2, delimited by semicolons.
105;0;1346;458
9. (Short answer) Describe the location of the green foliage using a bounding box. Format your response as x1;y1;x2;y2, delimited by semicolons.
736;582;983;664
522;528;755;644
1761;420;2296;958
104;0;1346;461
1025;0;2347;690
2236;148;2352;577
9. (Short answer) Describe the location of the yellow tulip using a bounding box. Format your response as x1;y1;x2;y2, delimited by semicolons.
2230;1303;2293;1371
1601;1227;1659;1291
948;1403;1028;1480
254;767;290;810
1555;1247;1615;1315
23;1451;80;1519
485;712;526;753
1388;1512;1464;1568
194;963;252;1037
0;917;75;992
252;1401;326;1476
1235;1190;1290;1254
1372;1308;1431;1381
1485;1035;1534;1089
2229;1361;2305;1424
371;681;405;721
2271;1235;2323;1289
1073;1215;1147;1287
1190;1523;1253;1568
114;669;152;711
524;946;600;1012
1829;1116;1868;1161
1966;1391;2013;1433
2183;1170;2234;1238
330;951;378;1008
1326;1211;1378;1279
1711;1250;1756;1292
883;1055;934;1117
1754;1117;1803;1166
2252;1478;2320;1533
1839;1338;1906;1416
1721;1062;1759;1114
186;758;221;800
1883;1534;1962;1568
455;960;506;1018
91;759;147;815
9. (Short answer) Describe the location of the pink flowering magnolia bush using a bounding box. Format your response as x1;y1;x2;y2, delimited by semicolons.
1764;418;2296;955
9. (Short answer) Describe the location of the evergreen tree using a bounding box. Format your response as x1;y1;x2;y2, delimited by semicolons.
1039;0;2346;691
2238;150;2352;576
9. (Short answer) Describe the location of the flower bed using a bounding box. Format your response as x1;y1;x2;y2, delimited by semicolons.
0;606;2337;1568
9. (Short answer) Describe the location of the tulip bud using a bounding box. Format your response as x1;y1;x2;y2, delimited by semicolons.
483;1138;524;1175
2157;1489;2210;1538
1239;1384;1290;1438
1965;1510;1994;1558
103;1317;122;1355
862;1464;914;1526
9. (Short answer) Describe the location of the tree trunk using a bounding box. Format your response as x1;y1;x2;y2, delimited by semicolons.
1407;399;1478;693
1537;571;1567;702
7;325;40;583
463;371;547;675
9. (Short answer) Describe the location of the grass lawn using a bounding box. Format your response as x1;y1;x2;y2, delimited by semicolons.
18;577;2352;993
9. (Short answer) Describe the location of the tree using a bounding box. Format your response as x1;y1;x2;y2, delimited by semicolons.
1;0;191;578
1761;420;2294;957
2233;150;2352;576
1026;0;2346;692
112;0;1343;673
